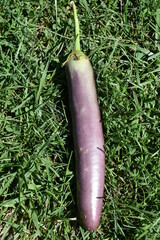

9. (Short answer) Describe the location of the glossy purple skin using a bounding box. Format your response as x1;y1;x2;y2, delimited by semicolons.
66;53;105;231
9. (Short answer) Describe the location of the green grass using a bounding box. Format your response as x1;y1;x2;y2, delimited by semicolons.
0;0;160;239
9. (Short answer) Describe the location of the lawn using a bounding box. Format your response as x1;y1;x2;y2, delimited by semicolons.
0;0;160;239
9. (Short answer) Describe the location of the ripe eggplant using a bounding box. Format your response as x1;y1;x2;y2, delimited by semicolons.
65;2;105;231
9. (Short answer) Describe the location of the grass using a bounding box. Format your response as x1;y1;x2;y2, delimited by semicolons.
0;0;160;239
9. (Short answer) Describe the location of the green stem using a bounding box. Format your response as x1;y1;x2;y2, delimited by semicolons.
72;1;80;51
155;9;160;50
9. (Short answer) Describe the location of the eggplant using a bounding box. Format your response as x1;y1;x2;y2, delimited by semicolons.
65;2;105;231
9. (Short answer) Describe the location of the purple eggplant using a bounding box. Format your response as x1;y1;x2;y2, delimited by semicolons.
65;2;105;231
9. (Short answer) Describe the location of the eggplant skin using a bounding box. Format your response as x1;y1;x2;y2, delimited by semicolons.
66;52;105;231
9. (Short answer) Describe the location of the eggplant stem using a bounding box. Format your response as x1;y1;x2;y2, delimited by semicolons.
72;1;80;51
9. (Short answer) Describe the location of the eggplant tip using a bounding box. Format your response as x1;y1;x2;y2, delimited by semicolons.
81;220;100;231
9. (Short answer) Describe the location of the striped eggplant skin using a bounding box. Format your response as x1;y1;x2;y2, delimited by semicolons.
66;51;105;231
